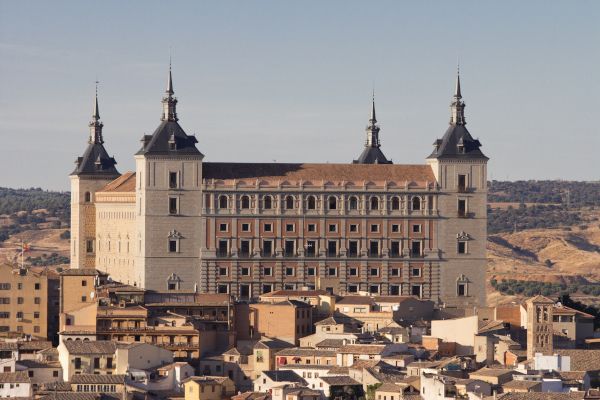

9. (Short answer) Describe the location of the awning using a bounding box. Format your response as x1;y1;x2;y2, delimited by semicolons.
130;372;147;378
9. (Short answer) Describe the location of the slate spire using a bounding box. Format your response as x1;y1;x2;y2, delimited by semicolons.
161;57;178;122
89;81;104;144
352;89;392;164
449;66;466;126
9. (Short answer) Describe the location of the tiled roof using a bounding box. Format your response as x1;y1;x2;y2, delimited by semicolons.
232;392;272;400
286;390;322;396
318;376;361;386
525;295;554;304
59;331;97;335
327;366;350;375
478;320;506;334
63;340;117;354
60;268;104;276
383;353;414;360
157;362;190;371
255;339;295;350
376;383;408;393
0;342;18;350
224;347;254;356
470;368;514;377
97;283;145;292
260;290;328;297
18;341;52;350
263;370;305;383
182;376;229;385
0;371;30;383
554;371;588;381
40;381;73;391
17;360;59;368
71;374;126;384
554;350;600;373
507;349;528;357
498;393;585;400
279;365;333;370
97;172;136;193
316;339;345;348
277;348;337;357
315;317;347;326
364;367;406;383
36;394;102;400
337;295;423;305
348;360;389;370
338;344;386;354
272;300;312;308
202;163;436;183
502;380;542;389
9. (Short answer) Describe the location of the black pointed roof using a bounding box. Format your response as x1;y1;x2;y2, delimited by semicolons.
135;120;202;156
427;124;487;160
355;147;391;164
70;142;120;176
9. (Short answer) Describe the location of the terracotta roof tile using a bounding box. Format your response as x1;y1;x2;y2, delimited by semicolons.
338;344;386;354
18;341;52;350
60;269;105;276
63;340;117;354
498;393;585;400
277;348;337;357
260;290;328;298
501;380;542;389
0;371;30;383
71;374;126;384
318;376;361;386
554;350;600;374
97;172;136;193
376;383;409;393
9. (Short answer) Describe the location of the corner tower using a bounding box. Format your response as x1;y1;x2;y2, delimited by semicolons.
353;93;392;164
426;68;488;307
134;62;204;290
70;85;120;269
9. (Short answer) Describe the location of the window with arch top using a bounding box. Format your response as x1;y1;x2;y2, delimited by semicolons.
286;196;294;210
264;196;272;209
412;197;421;211
241;196;250;209
219;196;228;209
391;197;400;210
371;197;379;210
307;196;316;210
349;197;358;210
329;197;337;210
85;192;91;202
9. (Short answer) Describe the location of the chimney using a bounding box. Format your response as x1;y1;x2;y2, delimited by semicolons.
343;339;347;346
493;390;497;400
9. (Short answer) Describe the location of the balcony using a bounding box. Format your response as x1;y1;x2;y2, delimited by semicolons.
411;252;424;259
169;209;178;215
256;357;264;363
457;185;469;193
457;211;469;218
238;252;252;258
261;251;274;258
389;252;402;259
157;343;200;349
169;182;178;189
347;252;360;258
367;252;381;259
326;252;338;258
305;251;316;257
217;251;230;258
283;252;297;258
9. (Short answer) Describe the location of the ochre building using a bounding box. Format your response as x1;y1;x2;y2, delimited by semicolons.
69;67;488;307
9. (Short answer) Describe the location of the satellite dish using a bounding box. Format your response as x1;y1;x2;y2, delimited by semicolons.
90;292;95;299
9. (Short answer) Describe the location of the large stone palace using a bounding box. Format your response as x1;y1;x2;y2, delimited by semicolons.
70;65;488;307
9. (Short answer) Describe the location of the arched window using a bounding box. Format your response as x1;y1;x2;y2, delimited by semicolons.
286;196;294;210
241;196;250;209
264;196;272;209
329;197;337;210
85;192;91;202
67;338;73;341
412;197;421;211
75;338;80;341
308;196;316;210
371;197;379;210
219;196;228;209
392;197;400;210
349;197;358;210
83;338;90;342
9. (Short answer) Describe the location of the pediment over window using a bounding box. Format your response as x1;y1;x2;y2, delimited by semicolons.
456;231;470;240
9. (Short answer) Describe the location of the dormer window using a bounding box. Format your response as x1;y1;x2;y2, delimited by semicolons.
168;134;177;151
95;163;102;171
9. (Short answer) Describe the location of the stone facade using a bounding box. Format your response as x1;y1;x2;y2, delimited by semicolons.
70;69;488;307
526;295;554;359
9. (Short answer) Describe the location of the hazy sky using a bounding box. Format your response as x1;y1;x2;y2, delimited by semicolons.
1;1;598;191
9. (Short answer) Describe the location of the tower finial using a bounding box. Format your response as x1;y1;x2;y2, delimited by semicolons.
166;47;174;96
93;79;100;121
454;68;462;100
370;79;376;123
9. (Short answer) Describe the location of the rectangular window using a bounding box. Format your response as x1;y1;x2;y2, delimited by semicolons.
284;240;295;256
18;297;23;304
390;285;400;295
391;224;400;233
458;241;466;254
218;284;228;294
328;224;338;233
18;283;22;290
34;312;39;318
169;172;178;188
264;223;273;232
307;267;316;277
264;267;272;277
353;307;366;313
219;223;228;232
307;223;316;233
458;283;466;296
286;267;294;277
349;267;358;277
241;223;250;232
328;267;337;277
240;240;251;256
369;241;379;256
348;285;358;293
241;267;250;276
286;223;295;232
169;239;177;253
169;283;177;290
35;297;41;304
169;197;178;214
306;240;316;256
218;240;228;257
86;239;94;253
349;224;358;233
219;267;228;276
327;241;337;257
263;284;273;294
391;268;400;277
370;267;379;277
263;240;273;257
391;241;401;258
35;283;40;290
412;224;422;233
370;224;380;233
34;326;40;333
412;268;421;277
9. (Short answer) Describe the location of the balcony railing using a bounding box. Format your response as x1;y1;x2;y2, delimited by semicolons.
217;251;230;258
157;343;200;349
169;182;178;189
347;251;360;258
367;252;381;259
457;211;468;218
326;252;338;258
262;251;274;258
411;252;424;258
283;252;297;258
305;251;316;257
238;251;252;258
169;209;178;215
457;185;469;193
390;252;402;259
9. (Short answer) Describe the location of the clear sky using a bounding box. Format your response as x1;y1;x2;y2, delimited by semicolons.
0;1;598;191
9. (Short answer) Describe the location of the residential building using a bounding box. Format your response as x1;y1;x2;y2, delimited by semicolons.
128;361;195;392
181;376;236;400
0;264;60;341
278;365;333;391
16;359;62;387
258;290;335;319
70;67;489;309
254;370;307;392
223;347;255;392
501;380;542;393
420;374;491;400
275;349;338;368
236;301;314;346
71;374;125;393
336;344;408;367
252;339;295;379
57;340;118;380
468;368;515;386
0;371;32;397
374;382;420;400
316;376;363;400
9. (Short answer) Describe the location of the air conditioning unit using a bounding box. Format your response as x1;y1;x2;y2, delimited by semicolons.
17;318;23;322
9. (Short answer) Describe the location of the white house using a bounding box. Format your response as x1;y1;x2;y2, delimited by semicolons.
0;371;32;398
